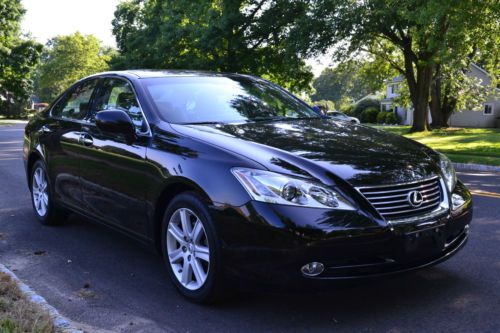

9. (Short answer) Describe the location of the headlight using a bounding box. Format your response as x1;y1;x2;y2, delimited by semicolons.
438;153;456;192
231;168;355;210
451;193;466;211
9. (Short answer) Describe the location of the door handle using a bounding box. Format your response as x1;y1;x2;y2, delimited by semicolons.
79;134;93;146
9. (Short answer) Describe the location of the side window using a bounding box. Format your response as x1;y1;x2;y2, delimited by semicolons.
93;78;147;133
52;80;97;120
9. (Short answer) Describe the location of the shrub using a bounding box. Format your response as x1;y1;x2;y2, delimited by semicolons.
0;100;41;119
376;111;388;124
22;109;40;119
352;98;381;117
340;104;355;116
385;112;399;124
314;100;335;112
360;107;379;123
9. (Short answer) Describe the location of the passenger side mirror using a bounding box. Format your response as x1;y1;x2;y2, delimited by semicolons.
95;110;137;144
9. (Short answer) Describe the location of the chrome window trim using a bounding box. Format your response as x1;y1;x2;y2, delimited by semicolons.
49;76;152;138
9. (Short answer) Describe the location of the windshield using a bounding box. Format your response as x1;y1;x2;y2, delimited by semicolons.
141;76;320;124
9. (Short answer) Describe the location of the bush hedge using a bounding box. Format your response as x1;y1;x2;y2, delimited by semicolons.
339;103;355;116
376;111;387;124
360;107;379;123
385;112;399;124
353;98;380;117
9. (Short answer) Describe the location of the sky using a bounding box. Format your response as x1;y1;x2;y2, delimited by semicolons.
21;0;329;76
21;0;120;47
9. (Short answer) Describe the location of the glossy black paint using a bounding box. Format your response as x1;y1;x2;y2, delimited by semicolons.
23;70;472;282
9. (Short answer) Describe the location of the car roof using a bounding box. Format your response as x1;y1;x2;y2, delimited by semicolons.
85;70;252;80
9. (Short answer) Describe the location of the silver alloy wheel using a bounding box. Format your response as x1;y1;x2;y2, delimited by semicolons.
166;208;210;291
32;167;49;217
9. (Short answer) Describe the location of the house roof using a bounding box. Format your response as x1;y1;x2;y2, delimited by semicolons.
386;75;404;84
354;93;381;104
470;63;490;76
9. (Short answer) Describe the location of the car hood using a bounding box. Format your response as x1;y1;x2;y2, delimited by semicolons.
170;119;441;187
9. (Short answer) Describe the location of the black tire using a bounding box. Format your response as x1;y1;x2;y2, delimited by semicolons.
30;160;67;225
161;192;224;304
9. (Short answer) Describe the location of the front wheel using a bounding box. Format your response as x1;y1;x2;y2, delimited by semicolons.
30;160;67;225
161;192;223;303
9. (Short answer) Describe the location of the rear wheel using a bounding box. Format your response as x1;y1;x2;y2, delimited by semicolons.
30;160;67;225
161;192;223;303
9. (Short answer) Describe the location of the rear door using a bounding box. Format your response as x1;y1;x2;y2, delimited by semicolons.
77;77;151;236
44;79;99;210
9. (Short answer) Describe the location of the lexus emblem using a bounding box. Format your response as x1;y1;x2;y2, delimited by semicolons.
407;190;424;207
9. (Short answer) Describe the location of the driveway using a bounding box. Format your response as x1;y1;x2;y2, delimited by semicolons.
1;123;499;332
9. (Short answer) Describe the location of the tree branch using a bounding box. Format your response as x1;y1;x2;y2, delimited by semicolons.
237;0;267;35
360;46;405;75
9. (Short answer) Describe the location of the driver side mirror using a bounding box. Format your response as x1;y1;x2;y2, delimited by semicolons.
95;110;137;144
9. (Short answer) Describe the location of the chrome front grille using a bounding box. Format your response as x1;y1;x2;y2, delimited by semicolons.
358;177;442;220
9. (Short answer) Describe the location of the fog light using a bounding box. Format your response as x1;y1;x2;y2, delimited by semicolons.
452;193;465;211
301;262;325;277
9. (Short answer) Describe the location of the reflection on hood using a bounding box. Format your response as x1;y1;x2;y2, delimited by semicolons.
171;119;440;187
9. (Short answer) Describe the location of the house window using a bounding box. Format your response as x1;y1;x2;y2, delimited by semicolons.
390;84;395;94
484;103;493;115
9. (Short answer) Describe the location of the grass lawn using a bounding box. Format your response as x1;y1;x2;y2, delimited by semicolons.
371;125;500;166
0;272;55;332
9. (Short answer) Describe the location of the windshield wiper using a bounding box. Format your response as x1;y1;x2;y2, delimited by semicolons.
286;116;322;121
182;121;223;125
251;116;320;123
251;116;288;122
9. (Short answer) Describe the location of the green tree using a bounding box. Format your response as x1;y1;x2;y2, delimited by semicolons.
312;66;350;104
0;0;42;117
36;32;110;102
313;99;335;111
291;0;499;132
312;58;393;104
111;0;313;93
429;63;492;128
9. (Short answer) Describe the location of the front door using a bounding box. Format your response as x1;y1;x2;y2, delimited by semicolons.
78;77;150;237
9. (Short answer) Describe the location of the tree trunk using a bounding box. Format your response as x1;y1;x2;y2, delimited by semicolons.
441;94;457;126
429;65;446;128
410;65;433;132
401;45;431;132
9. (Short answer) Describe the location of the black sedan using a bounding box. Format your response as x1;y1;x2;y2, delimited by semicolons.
24;71;472;303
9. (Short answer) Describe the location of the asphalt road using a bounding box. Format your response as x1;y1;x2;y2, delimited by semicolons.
1;123;500;333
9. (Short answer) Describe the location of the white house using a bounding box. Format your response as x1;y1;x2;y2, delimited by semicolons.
381;63;500;128
380;75;414;124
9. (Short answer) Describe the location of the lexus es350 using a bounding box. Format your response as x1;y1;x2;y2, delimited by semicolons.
24;71;472;303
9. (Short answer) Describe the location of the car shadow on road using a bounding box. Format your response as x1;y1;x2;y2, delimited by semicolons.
21;212;474;331
213;267;470;325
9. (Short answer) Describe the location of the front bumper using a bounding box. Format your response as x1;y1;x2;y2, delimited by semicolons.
211;180;473;284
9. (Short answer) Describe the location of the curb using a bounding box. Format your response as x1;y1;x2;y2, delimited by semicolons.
452;162;500;173
0;264;83;333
